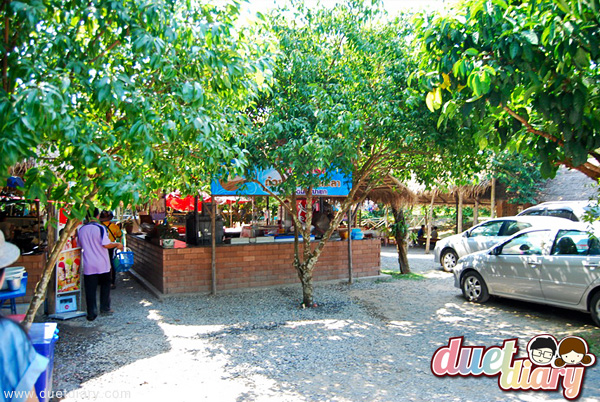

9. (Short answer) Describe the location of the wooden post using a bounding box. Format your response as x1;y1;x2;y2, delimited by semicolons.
491;178;496;218
45;203;56;315
425;194;435;254
266;196;270;225
457;191;464;233
211;201;217;295
347;206;353;284
473;197;480;225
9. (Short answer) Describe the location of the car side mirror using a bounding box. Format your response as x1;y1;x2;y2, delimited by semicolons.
463;231;470;238
491;246;502;256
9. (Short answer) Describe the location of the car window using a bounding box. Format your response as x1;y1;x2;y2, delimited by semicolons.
501;221;532;236
552;230;600;255
546;209;578;222
469;221;504;237
501;230;551;255
520;209;545;216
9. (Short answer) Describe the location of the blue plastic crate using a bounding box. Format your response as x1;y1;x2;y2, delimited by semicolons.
30;322;59;402
115;248;134;272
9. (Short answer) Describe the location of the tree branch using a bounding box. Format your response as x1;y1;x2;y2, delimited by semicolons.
501;104;563;145
502;103;600;178
90;40;121;64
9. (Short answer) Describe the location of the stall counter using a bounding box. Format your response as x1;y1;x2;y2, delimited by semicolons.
127;235;381;295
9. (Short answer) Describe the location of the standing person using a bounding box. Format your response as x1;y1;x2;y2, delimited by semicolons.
78;208;123;321
99;211;123;289
0;230;48;402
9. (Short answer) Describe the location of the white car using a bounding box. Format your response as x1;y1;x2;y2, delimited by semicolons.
434;216;572;271
453;222;600;327
517;200;597;222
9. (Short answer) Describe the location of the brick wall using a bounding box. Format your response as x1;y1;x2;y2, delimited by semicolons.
9;253;46;303
127;236;165;292
128;235;381;295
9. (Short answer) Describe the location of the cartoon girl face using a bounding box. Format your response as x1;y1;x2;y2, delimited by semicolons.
561;350;584;365
553;336;596;368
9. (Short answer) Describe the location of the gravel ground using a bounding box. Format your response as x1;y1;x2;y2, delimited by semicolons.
48;245;600;402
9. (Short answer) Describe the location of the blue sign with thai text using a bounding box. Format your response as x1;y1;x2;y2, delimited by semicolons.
211;168;352;197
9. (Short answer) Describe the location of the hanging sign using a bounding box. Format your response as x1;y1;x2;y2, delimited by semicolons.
211;168;352;197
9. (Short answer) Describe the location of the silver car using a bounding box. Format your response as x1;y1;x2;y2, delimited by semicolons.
453;222;600;327
434;216;569;271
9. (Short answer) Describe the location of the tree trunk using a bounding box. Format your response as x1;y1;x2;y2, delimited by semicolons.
473;197;479;225
391;206;411;274
24;218;79;327
296;259;316;306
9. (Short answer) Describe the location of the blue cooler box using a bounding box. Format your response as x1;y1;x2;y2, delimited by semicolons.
29;322;59;402
351;228;364;240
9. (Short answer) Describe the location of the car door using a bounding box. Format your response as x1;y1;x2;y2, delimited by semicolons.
538;230;600;305
463;220;506;255
483;230;553;299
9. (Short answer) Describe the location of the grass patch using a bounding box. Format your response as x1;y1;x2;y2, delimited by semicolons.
573;330;600;356
380;270;425;281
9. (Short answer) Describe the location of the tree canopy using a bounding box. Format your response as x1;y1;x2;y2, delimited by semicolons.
1;0;274;324
413;0;600;180
245;0;485;304
1;0;273;216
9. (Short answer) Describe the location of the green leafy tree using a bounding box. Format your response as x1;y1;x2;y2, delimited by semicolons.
414;0;600;179
491;151;543;205
0;0;273;325
246;0;484;305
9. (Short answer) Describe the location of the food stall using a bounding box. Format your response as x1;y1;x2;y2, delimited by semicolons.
127;169;381;295
0;195;47;303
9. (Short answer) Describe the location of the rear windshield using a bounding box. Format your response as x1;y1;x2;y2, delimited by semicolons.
520;208;579;221
545;209;578;221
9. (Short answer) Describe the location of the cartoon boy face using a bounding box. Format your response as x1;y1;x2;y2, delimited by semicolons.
531;348;555;365
561;350;584;365
527;335;557;366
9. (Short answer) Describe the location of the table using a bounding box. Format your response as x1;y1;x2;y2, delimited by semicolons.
0;273;28;314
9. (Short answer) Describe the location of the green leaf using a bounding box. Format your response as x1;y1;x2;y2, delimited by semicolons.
574;47;590;68
509;41;520;59
521;31;539;45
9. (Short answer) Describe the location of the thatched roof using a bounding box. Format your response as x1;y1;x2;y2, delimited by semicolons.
357;175;507;209
7;158;37;177
535;166;597;202
406;178;505;206
356;175;416;208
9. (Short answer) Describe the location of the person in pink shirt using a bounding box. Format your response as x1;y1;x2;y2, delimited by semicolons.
78;208;123;321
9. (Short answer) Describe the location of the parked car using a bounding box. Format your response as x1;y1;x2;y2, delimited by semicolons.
434;216;570;272
517;200;597;222
453;222;600;327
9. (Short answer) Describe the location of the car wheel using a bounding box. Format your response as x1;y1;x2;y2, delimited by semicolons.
591;292;600;327
461;271;490;303
441;249;459;272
